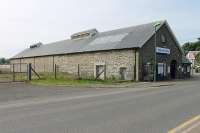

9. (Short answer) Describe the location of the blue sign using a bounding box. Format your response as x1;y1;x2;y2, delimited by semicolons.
156;47;170;54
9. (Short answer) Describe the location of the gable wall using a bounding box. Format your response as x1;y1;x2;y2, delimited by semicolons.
140;23;182;80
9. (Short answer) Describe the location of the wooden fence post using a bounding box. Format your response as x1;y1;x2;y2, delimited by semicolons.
78;64;80;79
12;64;15;82
104;64;106;80
28;63;32;81
27;64;29;81
55;64;57;79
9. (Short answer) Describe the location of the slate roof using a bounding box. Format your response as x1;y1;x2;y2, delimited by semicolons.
12;20;166;59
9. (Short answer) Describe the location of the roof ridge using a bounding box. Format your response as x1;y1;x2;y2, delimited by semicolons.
99;20;165;34
36;20;166;47
11;20;167;59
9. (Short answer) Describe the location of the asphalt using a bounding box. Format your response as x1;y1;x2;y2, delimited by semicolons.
0;76;200;133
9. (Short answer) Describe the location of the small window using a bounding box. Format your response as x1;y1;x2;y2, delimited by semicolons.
161;34;166;43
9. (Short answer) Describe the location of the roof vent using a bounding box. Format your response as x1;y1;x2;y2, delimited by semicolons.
30;42;43;49
71;29;98;40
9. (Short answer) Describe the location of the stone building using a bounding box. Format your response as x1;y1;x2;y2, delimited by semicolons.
10;20;189;81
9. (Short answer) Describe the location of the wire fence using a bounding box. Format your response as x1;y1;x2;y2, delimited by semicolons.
0;63;28;83
32;63;107;80
54;64;104;80
0;65;12;83
0;63;100;82
1;63;139;82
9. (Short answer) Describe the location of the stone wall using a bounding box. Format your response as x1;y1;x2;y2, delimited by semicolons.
140;23;183;80
10;49;139;81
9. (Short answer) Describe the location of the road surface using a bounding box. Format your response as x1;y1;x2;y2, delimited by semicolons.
0;77;200;133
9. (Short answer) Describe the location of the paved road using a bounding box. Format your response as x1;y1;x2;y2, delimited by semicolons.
0;77;200;133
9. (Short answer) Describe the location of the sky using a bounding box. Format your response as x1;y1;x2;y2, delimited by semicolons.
0;0;200;58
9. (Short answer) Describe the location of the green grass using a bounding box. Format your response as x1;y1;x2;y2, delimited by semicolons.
0;73;12;82
30;78;132;88
0;72;135;88
14;72;134;88
0;72;28;82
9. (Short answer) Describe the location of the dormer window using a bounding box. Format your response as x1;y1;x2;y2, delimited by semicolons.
71;33;90;40
71;29;98;40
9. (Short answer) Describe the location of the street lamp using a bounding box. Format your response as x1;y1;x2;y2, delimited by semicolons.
153;22;161;82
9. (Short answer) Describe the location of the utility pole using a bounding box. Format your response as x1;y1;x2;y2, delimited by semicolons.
153;22;161;82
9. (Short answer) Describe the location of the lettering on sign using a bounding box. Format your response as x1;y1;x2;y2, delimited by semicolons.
156;47;170;54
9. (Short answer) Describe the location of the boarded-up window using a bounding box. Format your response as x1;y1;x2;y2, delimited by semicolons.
96;65;105;80
120;67;127;80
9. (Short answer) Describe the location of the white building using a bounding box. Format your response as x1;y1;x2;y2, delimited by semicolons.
186;51;200;67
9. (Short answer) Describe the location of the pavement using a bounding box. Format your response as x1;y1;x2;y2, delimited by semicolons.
0;75;200;133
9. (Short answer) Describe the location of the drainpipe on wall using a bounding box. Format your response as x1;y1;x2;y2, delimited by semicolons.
19;58;22;73
53;56;55;72
134;50;137;81
33;57;36;70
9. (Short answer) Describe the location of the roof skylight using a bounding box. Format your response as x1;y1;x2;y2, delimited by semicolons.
89;33;128;45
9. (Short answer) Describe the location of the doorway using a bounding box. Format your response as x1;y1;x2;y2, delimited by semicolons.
170;60;177;79
120;67;127;80
96;65;105;80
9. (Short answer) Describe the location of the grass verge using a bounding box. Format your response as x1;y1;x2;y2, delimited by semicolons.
30;78;133;88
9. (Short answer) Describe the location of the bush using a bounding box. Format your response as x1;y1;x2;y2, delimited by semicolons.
195;67;200;73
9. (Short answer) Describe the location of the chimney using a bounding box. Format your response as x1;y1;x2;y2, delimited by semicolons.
30;42;43;49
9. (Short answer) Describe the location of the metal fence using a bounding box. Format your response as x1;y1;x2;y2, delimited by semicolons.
1;63;106;82
12;63;28;82
143;63;167;81
0;65;12;83
53;64;106;80
0;63;28;83
143;64;154;81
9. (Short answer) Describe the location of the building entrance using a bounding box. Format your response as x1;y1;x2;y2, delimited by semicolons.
170;60;177;79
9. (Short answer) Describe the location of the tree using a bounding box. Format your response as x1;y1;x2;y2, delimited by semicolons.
0;58;9;64
196;53;200;64
182;42;194;55
182;39;200;55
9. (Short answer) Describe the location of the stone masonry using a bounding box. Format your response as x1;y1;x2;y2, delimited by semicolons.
10;49;139;81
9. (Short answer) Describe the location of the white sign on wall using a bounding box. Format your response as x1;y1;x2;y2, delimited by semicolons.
156;47;170;54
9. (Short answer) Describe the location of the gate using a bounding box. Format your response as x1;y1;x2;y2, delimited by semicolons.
143;63;154;81
0;63;28;83
0;64;12;83
12;63;28;82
